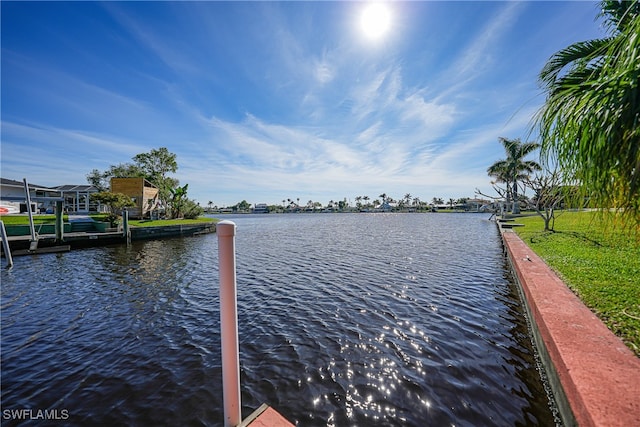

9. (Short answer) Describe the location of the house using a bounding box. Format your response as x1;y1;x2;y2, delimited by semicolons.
252;203;269;214
53;184;101;213
464;198;493;212
110;177;159;219
1;178;60;213
0;178;104;214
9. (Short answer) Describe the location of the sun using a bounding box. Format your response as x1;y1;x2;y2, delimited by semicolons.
360;3;392;40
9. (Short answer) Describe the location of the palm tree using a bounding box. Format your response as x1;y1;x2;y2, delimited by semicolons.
404;193;412;209
535;0;640;224
487;137;541;214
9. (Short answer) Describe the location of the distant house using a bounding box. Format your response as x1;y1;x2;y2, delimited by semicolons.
53;184;101;213
0;178;102;214
1;178;52;213
253;203;269;214
465;198;492;212
110;177;159;219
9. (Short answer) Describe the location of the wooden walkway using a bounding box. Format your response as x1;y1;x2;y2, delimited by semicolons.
241;404;293;427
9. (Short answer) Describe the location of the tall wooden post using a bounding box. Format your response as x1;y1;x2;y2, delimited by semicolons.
55;200;64;241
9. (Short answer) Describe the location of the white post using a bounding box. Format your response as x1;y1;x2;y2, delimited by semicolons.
217;220;241;427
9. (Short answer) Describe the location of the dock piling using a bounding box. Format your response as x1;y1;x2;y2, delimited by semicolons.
0;221;13;268
55;201;64;241
122;208;130;245
217;220;242;427
23;178;38;250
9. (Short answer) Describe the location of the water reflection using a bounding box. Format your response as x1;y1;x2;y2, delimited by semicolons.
2;213;557;426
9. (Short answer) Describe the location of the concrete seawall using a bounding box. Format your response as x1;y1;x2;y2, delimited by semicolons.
130;222;215;240
5;222;216;252
500;228;640;426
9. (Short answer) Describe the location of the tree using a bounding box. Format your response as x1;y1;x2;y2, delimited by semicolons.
522;167;567;231
86;169;110;192
90;191;135;226
404;193;412;209
168;184;189;219
535;0;640;225
182;199;204;219
413;197;421;210
86;163;142;191
133;147;178;184
87;148;179;214
487;137;541;214
233;200;251;213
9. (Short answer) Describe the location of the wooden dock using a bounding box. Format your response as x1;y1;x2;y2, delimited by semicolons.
5;231;125;253
241;404;293;427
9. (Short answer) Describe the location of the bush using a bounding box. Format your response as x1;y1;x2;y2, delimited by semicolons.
183;199;204;219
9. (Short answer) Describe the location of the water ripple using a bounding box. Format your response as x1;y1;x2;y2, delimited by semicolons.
2;214;556;426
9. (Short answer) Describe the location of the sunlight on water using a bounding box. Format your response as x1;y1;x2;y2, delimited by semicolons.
1;214;558;426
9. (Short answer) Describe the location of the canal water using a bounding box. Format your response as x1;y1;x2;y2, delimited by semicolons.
1;213;558;426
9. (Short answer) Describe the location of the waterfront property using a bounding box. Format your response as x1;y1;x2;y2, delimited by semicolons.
0;178;59;213
0;177;102;214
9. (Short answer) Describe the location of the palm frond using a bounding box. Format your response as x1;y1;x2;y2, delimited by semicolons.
539;38;612;89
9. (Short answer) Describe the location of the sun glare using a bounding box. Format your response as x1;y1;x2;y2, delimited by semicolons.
360;3;392;40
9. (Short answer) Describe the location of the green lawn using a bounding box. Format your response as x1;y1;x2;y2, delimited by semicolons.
0;214;68;225
127;218;217;227
514;211;640;356
0;214;216;227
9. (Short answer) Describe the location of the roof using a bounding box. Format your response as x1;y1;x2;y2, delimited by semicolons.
54;184;99;192
1;177;54;191
1;178;99;194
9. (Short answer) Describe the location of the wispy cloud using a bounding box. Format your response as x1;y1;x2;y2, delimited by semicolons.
1;1;604;206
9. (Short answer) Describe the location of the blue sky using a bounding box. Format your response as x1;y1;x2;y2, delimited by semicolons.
2;1;605;207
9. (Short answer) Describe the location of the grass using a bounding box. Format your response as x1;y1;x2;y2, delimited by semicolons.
0;214;68;225
0;214;216;227
514;210;640;356
127;218;217;227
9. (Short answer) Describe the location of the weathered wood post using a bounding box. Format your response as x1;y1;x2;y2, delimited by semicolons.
217;220;242;427
0;221;13;268
55;200;64;241
22;178;38;251
122;208;130;245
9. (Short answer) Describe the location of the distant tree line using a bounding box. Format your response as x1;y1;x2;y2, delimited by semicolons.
208;195;483;214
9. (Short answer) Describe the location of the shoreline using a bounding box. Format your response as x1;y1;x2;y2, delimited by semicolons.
3;222;215;253
500;225;640;426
